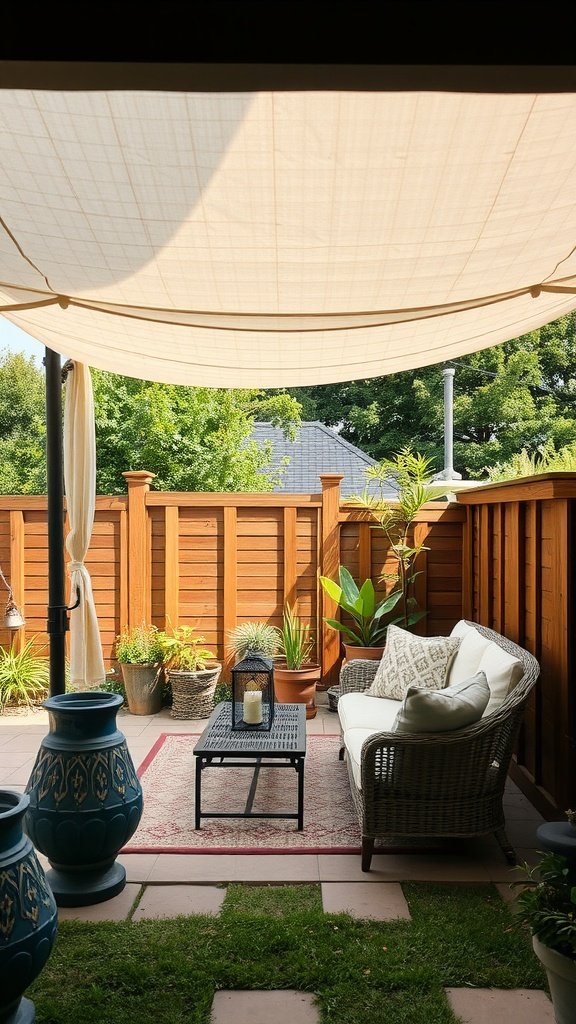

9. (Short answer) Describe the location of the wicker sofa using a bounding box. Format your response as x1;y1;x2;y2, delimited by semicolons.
337;620;540;871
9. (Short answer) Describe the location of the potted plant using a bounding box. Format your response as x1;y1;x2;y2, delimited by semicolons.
0;637;49;710
227;621;280;662
320;566;401;662
273;605;320;719
512;830;576;1024
115;623;165;716
160;625;221;719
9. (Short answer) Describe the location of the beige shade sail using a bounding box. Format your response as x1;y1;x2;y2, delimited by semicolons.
63;362;106;686
1;85;576;385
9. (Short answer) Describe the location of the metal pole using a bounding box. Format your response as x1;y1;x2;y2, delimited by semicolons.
45;346;67;695
443;367;455;478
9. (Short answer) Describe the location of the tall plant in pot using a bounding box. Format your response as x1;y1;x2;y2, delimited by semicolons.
512;817;576;1024
115;623;165;716
273;605;320;719
320;566;400;662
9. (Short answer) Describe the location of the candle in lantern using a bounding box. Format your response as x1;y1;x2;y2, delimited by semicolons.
243;689;263;725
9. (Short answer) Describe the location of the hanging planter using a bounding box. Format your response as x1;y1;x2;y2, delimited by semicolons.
0;789;58;1023
24;692;143;907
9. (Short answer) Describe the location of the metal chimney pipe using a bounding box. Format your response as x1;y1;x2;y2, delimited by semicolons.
434;367;462;481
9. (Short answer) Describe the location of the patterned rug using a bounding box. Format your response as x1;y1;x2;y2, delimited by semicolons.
123;732;363;854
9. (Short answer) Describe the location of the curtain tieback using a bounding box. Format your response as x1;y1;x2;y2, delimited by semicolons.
68;561;85;574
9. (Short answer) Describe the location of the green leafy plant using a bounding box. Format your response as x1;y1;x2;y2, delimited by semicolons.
347;447;448;630
227;621;280;660
213;681;232;705
278;605;314;670
320;566;401;647
0;638;49;709
486;440;576;482
513;847;576;960
160;625;216;672
115;623;165;665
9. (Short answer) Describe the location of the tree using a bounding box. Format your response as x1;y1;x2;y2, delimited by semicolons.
286;313;576;478
0;350;301;494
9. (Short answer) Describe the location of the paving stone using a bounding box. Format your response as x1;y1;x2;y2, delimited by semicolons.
211;990;320;1024
132;883;225;920
446;987;554;1023
321;881;411;920
57;883;141;922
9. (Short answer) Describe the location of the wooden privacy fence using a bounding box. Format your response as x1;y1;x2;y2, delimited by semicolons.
458;474;576;814
0;472;465;686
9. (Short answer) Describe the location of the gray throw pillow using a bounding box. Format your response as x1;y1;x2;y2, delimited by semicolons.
366;624;461;701
391;671;490;733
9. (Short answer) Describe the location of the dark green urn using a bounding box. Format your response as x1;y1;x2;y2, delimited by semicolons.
0;789;58;1024
24;692;143;907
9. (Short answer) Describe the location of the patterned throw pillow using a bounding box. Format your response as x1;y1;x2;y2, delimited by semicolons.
366;624;462;701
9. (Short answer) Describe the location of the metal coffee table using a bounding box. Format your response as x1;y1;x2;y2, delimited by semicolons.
193;702;307;830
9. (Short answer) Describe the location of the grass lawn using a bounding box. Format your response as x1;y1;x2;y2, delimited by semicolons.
29;883;546;1024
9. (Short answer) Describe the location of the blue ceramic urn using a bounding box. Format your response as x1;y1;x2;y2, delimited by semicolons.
0;789;58;1024
24;692;143;907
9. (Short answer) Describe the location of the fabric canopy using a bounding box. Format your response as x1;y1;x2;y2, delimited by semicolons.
63;362;106;686
1;85;576;386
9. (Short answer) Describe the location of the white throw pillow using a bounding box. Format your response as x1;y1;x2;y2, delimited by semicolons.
392;671;490;733
366;624;461;701
448;620;523;717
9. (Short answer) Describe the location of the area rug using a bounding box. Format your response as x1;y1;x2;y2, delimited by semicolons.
123;732;364;855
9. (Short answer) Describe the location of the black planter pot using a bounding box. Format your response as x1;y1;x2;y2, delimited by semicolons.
537;820;576;884
0;790;58;1024
24;692;143;908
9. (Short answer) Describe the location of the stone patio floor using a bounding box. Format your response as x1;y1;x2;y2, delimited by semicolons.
0;694;555;1022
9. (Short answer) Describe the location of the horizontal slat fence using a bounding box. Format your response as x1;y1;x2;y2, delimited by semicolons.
458;474;576;814
0;472;465;688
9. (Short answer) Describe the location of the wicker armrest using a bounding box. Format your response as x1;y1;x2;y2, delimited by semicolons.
339;659;379;695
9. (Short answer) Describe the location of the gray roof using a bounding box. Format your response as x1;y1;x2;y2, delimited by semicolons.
251;422;397;498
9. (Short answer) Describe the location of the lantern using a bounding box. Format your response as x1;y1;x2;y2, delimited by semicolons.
231;651;275;731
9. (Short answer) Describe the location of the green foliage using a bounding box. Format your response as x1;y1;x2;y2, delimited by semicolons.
513;848;576;959
0;349;301;495
0;638;49;709
321;565;401;646
278;605;314;669
213;681;232;705
284;312;576;479
486;439;576;482
160;625;216;672
227;621;280;660
115;623;165;664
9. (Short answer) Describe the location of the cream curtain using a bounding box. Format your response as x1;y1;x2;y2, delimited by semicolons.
63;363;106;687
1;88;576;385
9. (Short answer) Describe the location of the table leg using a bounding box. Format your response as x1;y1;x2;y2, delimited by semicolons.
195;757;203;829
296;756;305;830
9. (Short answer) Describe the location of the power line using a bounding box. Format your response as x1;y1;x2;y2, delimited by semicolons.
446;360;576;404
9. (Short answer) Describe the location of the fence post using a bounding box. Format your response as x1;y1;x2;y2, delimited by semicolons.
9;510;25;653
320;474;343;687
122;471;156;628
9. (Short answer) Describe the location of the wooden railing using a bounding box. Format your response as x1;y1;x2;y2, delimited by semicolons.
0;473;465;687
457;473;576;813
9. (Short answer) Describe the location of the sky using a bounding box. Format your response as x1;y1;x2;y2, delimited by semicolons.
0;319;45;363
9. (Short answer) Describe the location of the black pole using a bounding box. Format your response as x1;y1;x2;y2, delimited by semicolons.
45;346;67;696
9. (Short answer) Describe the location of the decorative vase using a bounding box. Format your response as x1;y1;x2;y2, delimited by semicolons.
24;692;143;908
532;935;576;1024
273;664;321;719
0;789;58;1024
537;821;576;884
119;663;164;715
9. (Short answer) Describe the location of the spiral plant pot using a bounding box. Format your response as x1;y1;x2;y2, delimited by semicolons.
532;936;576;1024
120;663;164;715
24;692;143;908
0;790;58;1024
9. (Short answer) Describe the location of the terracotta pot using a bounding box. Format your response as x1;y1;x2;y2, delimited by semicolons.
273;664;321;719
343;644;385;663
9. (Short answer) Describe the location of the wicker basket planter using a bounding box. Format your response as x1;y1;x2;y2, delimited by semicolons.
327;685;341;713
168;664;221;719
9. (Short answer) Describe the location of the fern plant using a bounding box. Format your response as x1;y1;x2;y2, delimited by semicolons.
0;638;49;710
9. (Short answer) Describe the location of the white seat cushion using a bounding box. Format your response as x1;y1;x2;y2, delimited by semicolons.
338;691;400;734
448;620;523;716
342;727;390;790
392;671;490;733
